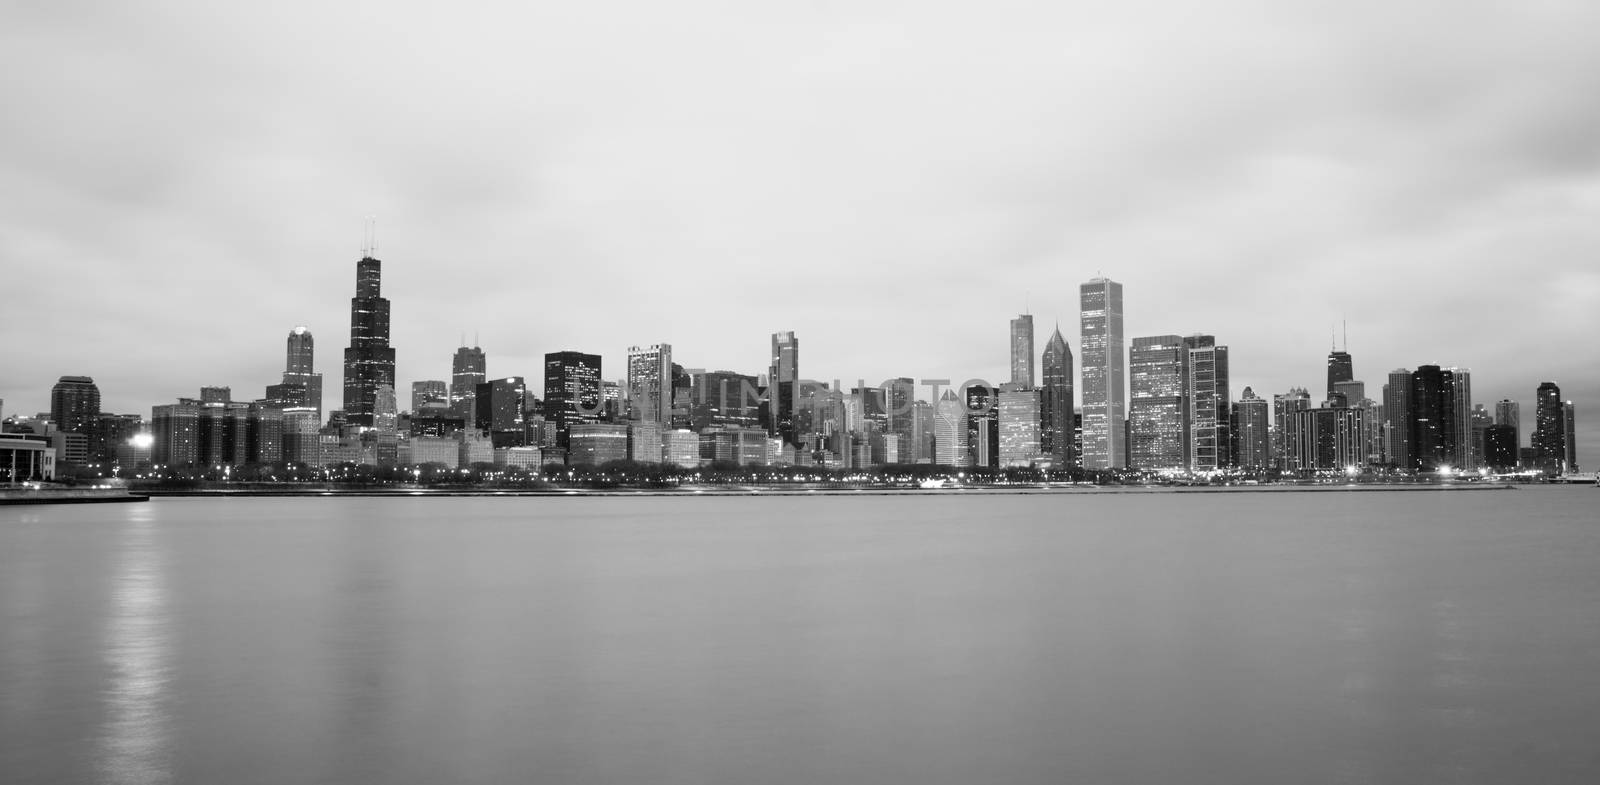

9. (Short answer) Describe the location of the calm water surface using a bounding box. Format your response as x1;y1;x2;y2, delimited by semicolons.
2;489;1598;784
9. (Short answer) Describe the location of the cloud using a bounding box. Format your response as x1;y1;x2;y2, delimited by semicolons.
2;0;1596;466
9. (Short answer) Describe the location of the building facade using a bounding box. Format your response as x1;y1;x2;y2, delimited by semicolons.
341;256;396;427
1079;277;1125;469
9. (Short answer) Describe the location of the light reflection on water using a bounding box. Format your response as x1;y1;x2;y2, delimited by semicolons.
96;504;174;785
3;490;1599;785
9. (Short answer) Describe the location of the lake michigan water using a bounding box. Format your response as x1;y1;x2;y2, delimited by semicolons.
2;488;1598;784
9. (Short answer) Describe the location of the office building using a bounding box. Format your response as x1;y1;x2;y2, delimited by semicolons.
627;344;673;423
1409;365;1457;472
341;255;397;427
1274;388;1313;473
1010;314;1034;389
475;377;528;447
1382;369;1412;469
933;390;970;467
1232;387;1270;471
966;383;998;470
1185;334;1230;472
1327;348;1353;400
998;388;1042;467
1040;326;1074;466
769;332;799;446
450;344;487;420
1563;401;1577;471
1080;277;1125;469
1494;399;1521;462
1128;335;1186;472
544;351;602;452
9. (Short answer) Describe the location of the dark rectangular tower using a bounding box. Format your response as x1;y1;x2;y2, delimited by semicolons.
342;256;396;427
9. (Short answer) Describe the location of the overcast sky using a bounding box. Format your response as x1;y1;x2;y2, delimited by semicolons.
3;1;1596;467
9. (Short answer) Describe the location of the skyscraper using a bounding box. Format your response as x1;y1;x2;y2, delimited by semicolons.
475;377;528;447
1185;334;1230;472
1232;387;1270;471
627;344;673;424
769;332;799;446
1532;382;1564;473
933;390;970;467
1128;336;1186;472
1274;388;1313;473
450;345;487;420
1494;399;1521;459
1409;365;1457;472
267;326;323;418
1080;277;1125;470
1327;349;1353;401
545;351;602;453
1445;368;1473;470
998;388;1042;466
341;255;396;427
50;376;101;435
1040;326;1074;467
1382;369;1412;470
1010;314;1034;389
1563;401;1577;472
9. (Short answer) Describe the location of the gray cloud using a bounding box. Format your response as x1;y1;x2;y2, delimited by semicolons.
3;0;1596;465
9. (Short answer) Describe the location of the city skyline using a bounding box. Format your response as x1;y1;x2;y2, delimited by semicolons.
2;3;1597;467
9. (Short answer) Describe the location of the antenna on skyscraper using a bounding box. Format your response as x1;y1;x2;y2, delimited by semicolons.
1342;319;1348;352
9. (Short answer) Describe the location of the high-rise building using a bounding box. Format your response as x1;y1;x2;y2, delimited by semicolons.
1128;335;1186;472
1185;334;1230;472
341;255;396;427
1532;382;1564;474
475;377;528;447
998;389;1042;467
544;351;602;454
1232;388;1270;471
450;345;487;420
1445;368;1473;470
1382;369;1412;470
50;376;101;435
933;390;970;467
1010;314;1034;389
411;380;448;412
1483;425;1518;472
1040;326;1074;467
769;332;799;446
1273;388;1313;473
1409;365;1458;472
1563;401;1577;472
692;371;762;430
1494;399;1521;460
1327;349;1353;401
886;377;915;464
1079;277;1125;470
965;383;999;470
286;326;322;417
626;344;673;423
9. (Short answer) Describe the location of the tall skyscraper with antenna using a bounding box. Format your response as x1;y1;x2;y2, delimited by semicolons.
341;241;396;428
1326;323;1353;403
1080;277;1125;470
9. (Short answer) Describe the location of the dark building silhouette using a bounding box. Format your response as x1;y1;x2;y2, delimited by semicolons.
1483;425;1518;472
1408;365;1457;472
341;256;396;427
476;377;528;447
1040;326;1075;466
1532;382;1565;473
769;332;799;447
50;376;101;435
1327;349;1353;401
692;371;761;430
965;383;999;470
544;351;602;453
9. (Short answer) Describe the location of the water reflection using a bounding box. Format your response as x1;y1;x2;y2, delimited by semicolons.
96;504;174;785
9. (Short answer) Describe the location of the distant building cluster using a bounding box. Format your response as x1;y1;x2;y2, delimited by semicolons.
1;256;1581;482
